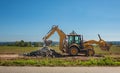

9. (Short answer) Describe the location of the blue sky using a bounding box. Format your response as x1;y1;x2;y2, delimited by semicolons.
0;0;120;42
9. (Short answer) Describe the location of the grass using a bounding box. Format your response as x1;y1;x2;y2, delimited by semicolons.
0;57;120;66
0;45;120;55
0;46;39;54
0;46;61;54
94;45;120;55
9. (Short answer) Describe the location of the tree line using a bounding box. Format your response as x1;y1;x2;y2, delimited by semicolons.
0;40;44;47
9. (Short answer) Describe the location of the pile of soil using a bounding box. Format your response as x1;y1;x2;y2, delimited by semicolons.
23;46;62;57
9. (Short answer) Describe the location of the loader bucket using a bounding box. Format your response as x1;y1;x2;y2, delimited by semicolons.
99;45;110;51
98;34;110;51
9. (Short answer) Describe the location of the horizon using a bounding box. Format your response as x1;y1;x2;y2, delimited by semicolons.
0;0;120;42
0;40;120;42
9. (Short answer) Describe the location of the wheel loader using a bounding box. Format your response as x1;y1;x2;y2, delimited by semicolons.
43;25;110;56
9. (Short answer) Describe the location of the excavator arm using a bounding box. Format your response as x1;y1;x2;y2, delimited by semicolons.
43;26;58;40
84;34;110;51
43;25;66;52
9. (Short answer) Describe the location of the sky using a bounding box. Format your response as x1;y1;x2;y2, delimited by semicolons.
0;0;120;42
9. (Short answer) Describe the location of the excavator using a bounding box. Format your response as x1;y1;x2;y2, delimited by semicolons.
43;25;110;56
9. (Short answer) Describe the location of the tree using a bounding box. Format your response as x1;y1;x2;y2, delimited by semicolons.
27;42;32;47
15;40;32;47
39;42;44;47
20;40;25;47
15;41;20;46
33;42;43;47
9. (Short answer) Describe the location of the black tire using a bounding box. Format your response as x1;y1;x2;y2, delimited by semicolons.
69;47;79;56
87;49;95;56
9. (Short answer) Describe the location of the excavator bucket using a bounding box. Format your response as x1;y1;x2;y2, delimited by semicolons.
98;34;110;51
44;40;52;46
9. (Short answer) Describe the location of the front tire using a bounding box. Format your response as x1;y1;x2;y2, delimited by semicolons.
69;47;79;56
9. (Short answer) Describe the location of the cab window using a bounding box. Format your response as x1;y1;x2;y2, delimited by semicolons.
75;36;80;44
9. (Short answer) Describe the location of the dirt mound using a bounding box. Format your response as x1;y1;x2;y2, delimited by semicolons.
23;46;62;57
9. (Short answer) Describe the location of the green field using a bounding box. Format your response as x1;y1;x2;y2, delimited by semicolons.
0;46;39;54
0;45;120;55
0;45;120;66
94;45;120;55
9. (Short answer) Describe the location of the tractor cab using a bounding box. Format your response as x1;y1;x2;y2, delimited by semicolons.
67;31;83;49
68;35;81;45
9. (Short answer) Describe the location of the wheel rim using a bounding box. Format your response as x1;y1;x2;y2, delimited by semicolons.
71;48;78;55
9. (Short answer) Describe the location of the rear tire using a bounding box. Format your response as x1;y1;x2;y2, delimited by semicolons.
69;47;79;56
87;49;95;56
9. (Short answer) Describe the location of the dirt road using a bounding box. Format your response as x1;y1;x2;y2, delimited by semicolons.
0;66;120;73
